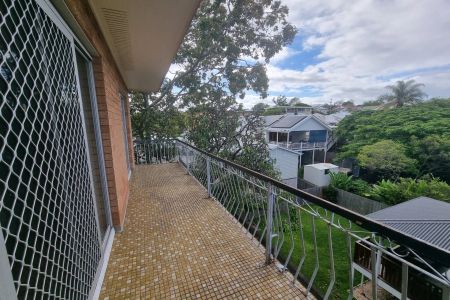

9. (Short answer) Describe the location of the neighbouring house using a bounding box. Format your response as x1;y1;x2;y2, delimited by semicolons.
0;0;200;298
353;197;450;300
265;113;336;183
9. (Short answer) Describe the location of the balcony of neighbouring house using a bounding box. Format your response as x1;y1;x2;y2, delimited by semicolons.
99;140;450;300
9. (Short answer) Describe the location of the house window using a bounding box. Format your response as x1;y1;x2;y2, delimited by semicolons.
121;95;131;177
269;132;277;142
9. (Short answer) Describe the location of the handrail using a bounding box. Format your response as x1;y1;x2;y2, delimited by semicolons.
175;138;450;266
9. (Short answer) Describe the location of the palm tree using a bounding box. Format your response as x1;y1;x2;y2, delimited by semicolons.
382;80;427;108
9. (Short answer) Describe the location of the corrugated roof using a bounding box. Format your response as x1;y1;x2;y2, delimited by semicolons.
380;221;450;251
367;197;450;251
270;115;307;128
368;197;450;220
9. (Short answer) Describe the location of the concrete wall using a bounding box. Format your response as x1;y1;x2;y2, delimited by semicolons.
67;0;134;230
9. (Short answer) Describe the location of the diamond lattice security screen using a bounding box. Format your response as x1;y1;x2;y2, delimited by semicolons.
0;0;102;298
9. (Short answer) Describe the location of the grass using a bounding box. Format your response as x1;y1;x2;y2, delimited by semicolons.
277;209;360;299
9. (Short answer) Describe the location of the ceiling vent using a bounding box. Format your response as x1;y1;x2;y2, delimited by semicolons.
101;8;133;69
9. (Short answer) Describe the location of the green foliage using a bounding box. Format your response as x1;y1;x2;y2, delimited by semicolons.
187;101;278;177
360;99;385;106
272;95;288;106
329;173;372;196
322;186;337;202
381;79;427;108
168;0;297;104
335;99;450;182
262;107;285;115
130;92;186;139
131;0;296;176
252;102;269;112
369;177;450;205
329;172;353;190
357;140;418;180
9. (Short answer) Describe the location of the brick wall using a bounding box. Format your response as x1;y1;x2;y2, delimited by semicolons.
66;0;134;230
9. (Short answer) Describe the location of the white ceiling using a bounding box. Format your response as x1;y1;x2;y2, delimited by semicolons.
89;0;201;92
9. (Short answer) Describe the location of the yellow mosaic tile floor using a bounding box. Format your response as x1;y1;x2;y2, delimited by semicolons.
100;164;308;299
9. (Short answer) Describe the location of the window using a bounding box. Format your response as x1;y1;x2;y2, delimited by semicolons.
121;95;131;177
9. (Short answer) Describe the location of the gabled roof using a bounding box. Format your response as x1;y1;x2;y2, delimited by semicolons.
367;197;450;251
263;115;284;127
269;115;308;128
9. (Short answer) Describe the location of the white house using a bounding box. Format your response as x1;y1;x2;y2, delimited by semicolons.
265;114;335;164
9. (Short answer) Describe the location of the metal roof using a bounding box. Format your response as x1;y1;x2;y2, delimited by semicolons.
263;115;284;127
269;115;307;128
367;197;450;251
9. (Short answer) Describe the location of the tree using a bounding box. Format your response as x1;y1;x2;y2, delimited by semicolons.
130;0;296;175
288;97;310;107
381;79;427;108
410;135;450;181
130;92;185;139
357;140;418;180
155;0;296;108
186;100;278;176
272;95;289;106
252;102;269;112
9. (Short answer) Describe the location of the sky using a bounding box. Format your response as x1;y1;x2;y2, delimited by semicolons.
239;0;450;108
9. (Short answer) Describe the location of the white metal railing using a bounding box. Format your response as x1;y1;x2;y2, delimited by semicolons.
175;139;450;300
133;140;178;164
271;141;327;150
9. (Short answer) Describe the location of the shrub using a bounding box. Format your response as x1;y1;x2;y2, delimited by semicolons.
369;176;450;205
322;186;338;202
329;172;353;190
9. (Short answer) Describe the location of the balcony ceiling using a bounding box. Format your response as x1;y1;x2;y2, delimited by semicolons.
88;0;201;92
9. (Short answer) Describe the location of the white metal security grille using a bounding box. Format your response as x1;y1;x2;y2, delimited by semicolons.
0;0;102;298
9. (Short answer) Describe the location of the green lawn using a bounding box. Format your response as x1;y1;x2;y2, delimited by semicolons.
271;206;366;299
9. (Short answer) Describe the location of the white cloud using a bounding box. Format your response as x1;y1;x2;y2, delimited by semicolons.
251;0;450;105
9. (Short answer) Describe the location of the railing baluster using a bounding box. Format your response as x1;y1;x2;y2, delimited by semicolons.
206;157;211;197
306;215;319;296
401;263;408;300
265;183;274;265
371;245;378;300
347;232;354;300
136;139;450;299
323;214;336;300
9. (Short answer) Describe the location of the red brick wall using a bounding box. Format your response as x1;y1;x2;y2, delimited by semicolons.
66;0;134;230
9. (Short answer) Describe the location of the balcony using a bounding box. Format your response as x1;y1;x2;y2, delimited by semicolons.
101;141;450;300
99;163;307;299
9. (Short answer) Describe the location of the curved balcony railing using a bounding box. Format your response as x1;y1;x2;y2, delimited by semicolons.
174;139;450;300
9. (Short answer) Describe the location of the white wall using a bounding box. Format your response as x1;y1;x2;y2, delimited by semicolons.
304;164;339;187
269;147;299;180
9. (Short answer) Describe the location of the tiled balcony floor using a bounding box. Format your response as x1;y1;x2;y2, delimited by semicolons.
100;164;308;299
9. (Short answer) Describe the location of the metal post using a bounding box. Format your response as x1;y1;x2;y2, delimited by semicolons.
312;146;315;164
207;157;212;197
400;263;408;300
370;246;378;300
265;184;275;265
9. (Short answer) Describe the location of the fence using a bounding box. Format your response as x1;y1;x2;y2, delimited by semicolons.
336;189;388;215
175;139;450;300
302;186;387;215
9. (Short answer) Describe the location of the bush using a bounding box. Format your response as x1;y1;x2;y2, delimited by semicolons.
369;176;450;205
322;186;338;202
329;172;353;190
